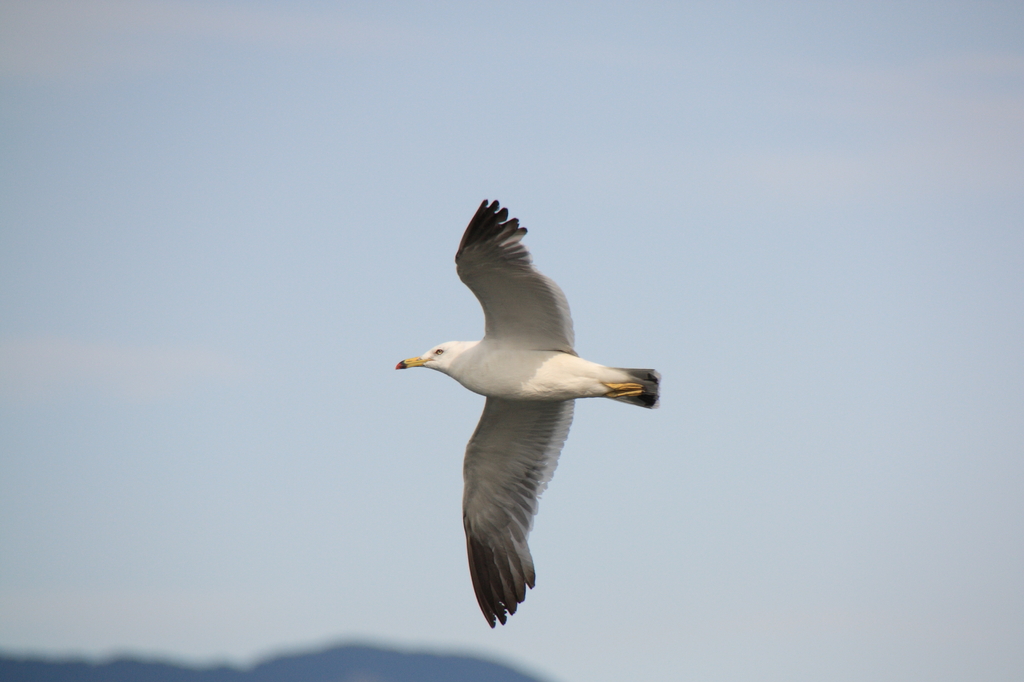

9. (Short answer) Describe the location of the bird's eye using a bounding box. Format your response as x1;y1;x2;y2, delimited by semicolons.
435;349;444;355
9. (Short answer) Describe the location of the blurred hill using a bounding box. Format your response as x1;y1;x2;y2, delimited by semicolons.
0;643;549;682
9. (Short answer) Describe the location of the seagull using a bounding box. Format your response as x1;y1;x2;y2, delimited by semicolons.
396;200;660;627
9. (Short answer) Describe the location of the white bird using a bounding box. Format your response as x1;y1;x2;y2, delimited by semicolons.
396;200;660;626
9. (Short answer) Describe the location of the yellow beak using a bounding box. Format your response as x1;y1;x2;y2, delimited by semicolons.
396;356;427;369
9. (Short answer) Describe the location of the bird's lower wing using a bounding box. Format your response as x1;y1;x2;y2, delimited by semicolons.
462;397;575;626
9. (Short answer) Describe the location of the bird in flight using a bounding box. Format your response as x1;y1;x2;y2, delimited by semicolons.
397;200;660;626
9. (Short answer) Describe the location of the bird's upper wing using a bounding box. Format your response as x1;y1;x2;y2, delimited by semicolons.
462;397;575;626
456;200;575;352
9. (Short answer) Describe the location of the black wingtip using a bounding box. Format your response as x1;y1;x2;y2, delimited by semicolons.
466;530;533;628
456;199;522;260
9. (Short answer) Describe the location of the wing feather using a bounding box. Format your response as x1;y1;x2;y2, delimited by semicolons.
462;397;575;626
456;200;575;352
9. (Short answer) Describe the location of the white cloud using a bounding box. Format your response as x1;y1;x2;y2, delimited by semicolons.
0;337;245;403
0;0;423;81
721;55;1024;204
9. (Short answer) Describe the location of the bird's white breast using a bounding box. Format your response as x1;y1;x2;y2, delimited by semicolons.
449;343;622;401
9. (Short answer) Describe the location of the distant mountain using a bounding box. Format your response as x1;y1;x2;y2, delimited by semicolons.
0;643;550;682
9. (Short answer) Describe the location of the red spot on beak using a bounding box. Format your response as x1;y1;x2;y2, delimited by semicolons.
395;361;406;369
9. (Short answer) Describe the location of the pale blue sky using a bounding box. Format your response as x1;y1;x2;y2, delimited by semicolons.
2;2;1023;681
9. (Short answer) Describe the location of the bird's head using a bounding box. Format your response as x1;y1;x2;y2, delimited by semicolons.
395;341;472;373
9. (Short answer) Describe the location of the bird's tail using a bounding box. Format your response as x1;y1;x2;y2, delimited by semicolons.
608;368;660;408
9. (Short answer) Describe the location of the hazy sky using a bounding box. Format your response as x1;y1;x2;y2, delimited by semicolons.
1;2;1022;681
